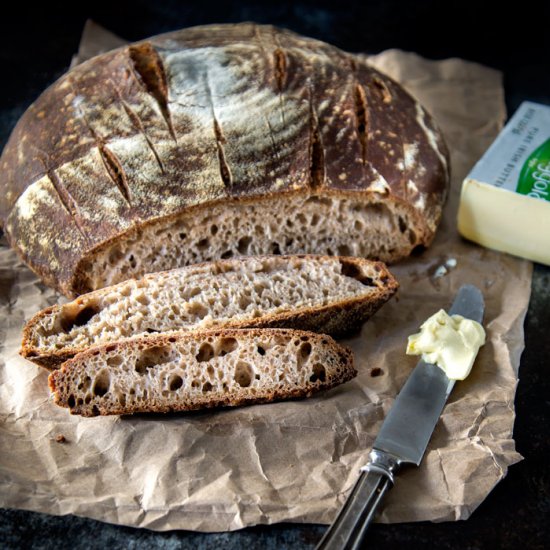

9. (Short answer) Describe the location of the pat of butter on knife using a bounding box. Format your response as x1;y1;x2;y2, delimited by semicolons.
457;101;550;265
406;309;486;380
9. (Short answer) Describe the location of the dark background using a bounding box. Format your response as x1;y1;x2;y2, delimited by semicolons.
1;1;549;548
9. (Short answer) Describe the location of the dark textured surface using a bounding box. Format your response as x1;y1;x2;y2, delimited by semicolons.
1;1;549;548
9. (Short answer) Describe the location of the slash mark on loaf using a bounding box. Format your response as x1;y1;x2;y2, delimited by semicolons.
213;118;233;188
97;145;132;206
204;71;233;188
128;43;176;141
117;93;165;173
46;171;90;244
354;83;369;165
273;48;287;91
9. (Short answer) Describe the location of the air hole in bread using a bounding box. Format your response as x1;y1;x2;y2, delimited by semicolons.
310;363;326;383
60;304;100;333
202;382;213;393
108;249;125;264
196;343;214;362
234;362;253;387
257;345;266;356
297;342;312;369
92;370;110;396
239;295;252;309
370;367;383;377
210;224;218;236
135;345;173;373
221;250;233;259
398;216;407;233
253;283;267;295
218;337;238;357
197;238;209;250
107;355;123;367
68;395;75;408
237;236;252;254
136;294;150;306
338;260;376;287
271;242;281;254
339;260;361;279
187;301;208;318
169;374;183;391
185;287;201;299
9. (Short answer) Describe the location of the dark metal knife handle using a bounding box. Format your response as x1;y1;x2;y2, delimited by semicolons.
315;450;401;550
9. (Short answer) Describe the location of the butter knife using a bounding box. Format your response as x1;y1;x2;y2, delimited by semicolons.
316;284;485;550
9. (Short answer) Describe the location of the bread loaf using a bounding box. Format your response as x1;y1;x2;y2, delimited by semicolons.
48;328;355;416
0;23;449;297
22;255;397;369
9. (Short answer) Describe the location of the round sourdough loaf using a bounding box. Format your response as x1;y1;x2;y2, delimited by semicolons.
0;23;449;297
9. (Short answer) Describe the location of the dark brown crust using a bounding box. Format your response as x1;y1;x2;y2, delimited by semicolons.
48;328;356;416
21;254;398;369
0;23;449;296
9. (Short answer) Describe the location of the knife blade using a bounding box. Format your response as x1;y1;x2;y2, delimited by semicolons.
316;284;485;550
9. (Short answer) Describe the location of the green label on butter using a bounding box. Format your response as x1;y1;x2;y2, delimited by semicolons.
517;138;550;201
467;102;550;202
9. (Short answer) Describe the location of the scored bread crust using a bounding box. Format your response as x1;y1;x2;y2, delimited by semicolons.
0;23;449;297
48;328;356;416
21;255;398;370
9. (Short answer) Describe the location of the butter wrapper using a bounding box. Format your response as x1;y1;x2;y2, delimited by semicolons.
458;101;550;265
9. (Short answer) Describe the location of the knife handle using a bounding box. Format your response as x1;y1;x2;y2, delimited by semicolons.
315;450;401;550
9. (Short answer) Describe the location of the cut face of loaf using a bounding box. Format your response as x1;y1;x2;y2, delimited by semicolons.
79;193;424;293
22;255;398;369
48;329;356;416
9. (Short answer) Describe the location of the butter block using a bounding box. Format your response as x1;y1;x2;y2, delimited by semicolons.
457;101;550;265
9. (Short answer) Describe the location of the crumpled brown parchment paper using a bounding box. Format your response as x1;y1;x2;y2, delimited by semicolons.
0;21;530;531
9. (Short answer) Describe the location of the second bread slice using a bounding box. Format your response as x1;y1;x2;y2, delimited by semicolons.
48;328;356;416
22;255;398;369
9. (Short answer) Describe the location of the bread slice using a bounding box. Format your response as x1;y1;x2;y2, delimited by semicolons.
22;255;398;369
48;328;355;416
